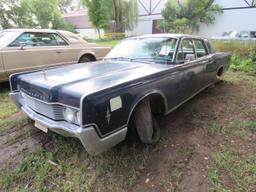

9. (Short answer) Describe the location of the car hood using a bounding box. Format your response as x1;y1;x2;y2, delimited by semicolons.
17;61;169;107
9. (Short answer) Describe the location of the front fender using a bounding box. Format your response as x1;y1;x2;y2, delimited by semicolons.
81;88;168;137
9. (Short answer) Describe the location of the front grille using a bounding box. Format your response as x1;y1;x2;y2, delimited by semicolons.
21;92;64;120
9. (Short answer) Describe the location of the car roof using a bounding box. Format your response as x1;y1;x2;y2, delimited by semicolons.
128;33;203;39
2;28;59;33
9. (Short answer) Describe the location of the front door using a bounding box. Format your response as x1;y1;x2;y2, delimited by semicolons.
2;32;66;76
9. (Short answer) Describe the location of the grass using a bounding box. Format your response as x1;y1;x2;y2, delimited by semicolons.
0;85;18;119
0;70;256;191
207;72;256;192
89;39;121;47
209;148;256;192
0;83;30;133
209;119;256;137
211;40;256;74
211;40;256;57
0;133;151;191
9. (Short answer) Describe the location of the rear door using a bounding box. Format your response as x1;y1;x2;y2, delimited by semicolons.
0;53;7;81
2;32;65;76
193;39;216;85
175;38;203;102
49;33;78;65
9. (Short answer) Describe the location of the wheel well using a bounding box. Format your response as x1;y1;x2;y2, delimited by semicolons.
128;93;167;126
217;67;224;77
79;54;96;62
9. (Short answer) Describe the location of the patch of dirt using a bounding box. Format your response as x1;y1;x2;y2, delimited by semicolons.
129;78;256;192
1;73;255;191
0;112;43;170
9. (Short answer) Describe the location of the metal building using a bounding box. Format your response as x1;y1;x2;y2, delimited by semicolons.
132;0;256;38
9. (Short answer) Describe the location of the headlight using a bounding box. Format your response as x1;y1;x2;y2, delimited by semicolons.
63;108;81;125
63;108;75;123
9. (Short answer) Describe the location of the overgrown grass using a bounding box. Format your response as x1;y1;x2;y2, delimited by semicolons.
211;40;256;73
211;40;256;57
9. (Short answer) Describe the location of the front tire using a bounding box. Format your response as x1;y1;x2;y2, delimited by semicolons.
134;98;160;144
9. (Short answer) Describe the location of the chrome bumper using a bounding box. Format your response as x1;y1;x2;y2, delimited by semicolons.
10;92;128;155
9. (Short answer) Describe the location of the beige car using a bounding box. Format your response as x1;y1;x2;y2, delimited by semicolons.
0;29;111;82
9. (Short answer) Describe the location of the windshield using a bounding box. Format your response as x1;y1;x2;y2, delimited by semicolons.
105;37;177;64
0;31;20;47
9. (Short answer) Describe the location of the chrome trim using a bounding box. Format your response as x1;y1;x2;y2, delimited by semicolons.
22;92;65;120
20;91;79;110
10;91;127;155
21;104;127;155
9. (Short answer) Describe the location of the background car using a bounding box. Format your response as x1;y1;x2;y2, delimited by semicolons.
211;30;256;41
0;29;111;82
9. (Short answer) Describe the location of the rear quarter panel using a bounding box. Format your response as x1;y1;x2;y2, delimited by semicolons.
215;52;232;71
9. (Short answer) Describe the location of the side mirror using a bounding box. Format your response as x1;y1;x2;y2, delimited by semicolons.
19;42;25;50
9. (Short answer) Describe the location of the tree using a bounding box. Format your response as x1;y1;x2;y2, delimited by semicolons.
0;0;74;30
59;0;83;14
158;0;223;33
112;0;138;32
24;0;74;30
0;0;34;29
82;0;111;39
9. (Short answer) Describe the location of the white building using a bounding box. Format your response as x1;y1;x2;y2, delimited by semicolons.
132;0;256;38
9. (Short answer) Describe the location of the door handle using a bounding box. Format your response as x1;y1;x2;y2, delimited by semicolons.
56;51;63;54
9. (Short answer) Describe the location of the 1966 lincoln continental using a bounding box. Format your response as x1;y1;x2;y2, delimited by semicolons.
9;34;231;155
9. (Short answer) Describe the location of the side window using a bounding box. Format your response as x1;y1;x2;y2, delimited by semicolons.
177;39;196;63
34;33;58;46
194;40;207;58
9;32;68;47
53;34;68;46
9;32;36;47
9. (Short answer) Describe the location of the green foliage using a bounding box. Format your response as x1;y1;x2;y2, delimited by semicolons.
112;0;138;32
0;0;75;31
211;40;256;57
82;0;111;39
230;53;256;73
211;40;256;73
159;0;223;33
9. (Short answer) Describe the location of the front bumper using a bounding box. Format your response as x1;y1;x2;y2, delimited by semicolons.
10;92;127;155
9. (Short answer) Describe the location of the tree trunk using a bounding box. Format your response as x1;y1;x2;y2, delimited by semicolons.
97;28;101;39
